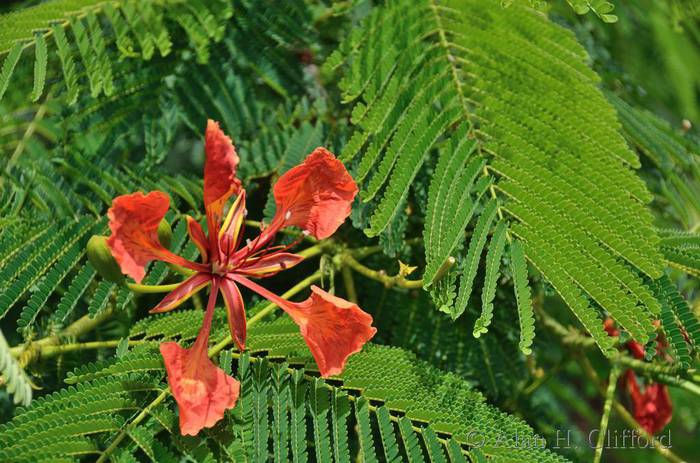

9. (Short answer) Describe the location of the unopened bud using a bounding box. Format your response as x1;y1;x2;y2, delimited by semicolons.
158;219;172;249
86;235;124;284
681;119;692;133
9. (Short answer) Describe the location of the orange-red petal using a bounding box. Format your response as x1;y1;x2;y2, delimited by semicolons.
107;191;204;283
220;278;246;351
233;276;376;377
160;341;240;435
204;120;241;209
150;273;211;314
186;216;209;263
271;148;357;240
204;120;241;257
160;279;240;436
237;252;304;277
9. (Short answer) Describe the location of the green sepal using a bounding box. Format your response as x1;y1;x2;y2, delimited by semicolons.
86;235;125;284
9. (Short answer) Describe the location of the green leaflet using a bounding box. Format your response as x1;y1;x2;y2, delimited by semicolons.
659;228;700;277
422;427;447;463
0;42;22;103
271;363;290;463
31;33;47;102
453;199;499;320
52;24;79;104
103;4;137;58
654;275;700;365
16;243;82;333
356;396;379;463
86;12;114;97
0;328;32;406
310;379;333;463
398;417;425;462
424;129;485;286
510;239;535;355
331;390;351;463
365;103;462;236
376;406;401;463
290;370;308;463
474;220;509;338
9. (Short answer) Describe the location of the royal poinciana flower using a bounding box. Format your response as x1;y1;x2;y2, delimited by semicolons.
603;319;673;435
105;120;376;435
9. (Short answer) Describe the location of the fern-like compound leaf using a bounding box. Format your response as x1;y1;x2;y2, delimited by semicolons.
330;0;663;355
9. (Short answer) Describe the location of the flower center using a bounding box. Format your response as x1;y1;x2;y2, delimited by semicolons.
211;261;228;276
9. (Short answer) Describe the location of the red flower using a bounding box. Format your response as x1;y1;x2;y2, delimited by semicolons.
603;319;673;435
625;370;673;435
106;120;376;435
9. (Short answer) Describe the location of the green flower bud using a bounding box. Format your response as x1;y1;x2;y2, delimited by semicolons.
158;219;172;250
86;235;125;284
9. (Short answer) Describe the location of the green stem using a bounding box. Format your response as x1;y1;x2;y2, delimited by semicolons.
296;244;324;260
11;308;115;364
350;237;422;260
127;282;185;293
40;340;146;358
341;265;358;303
343;253;423;289
167;263;195;276
594;365;621;463
95;388;169;463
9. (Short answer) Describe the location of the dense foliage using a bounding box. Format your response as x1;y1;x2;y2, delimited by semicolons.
1;0;699;462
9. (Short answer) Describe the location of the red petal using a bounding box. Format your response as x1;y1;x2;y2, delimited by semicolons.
625;371;673;435
204;120;241;257
150;273;211;314
220;278;247;351
186;216;209;263
271;148;357;240
107;192;204;283
160;279;240;435
603;318;619;337
627;340;646;360
237;252;304;277
161;341;240;435
232;276;376;377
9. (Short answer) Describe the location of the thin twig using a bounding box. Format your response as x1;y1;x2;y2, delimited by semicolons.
11;308;115;364
578;354;685;463
342;253;423;289
593;364;620;463
341;265;358;303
